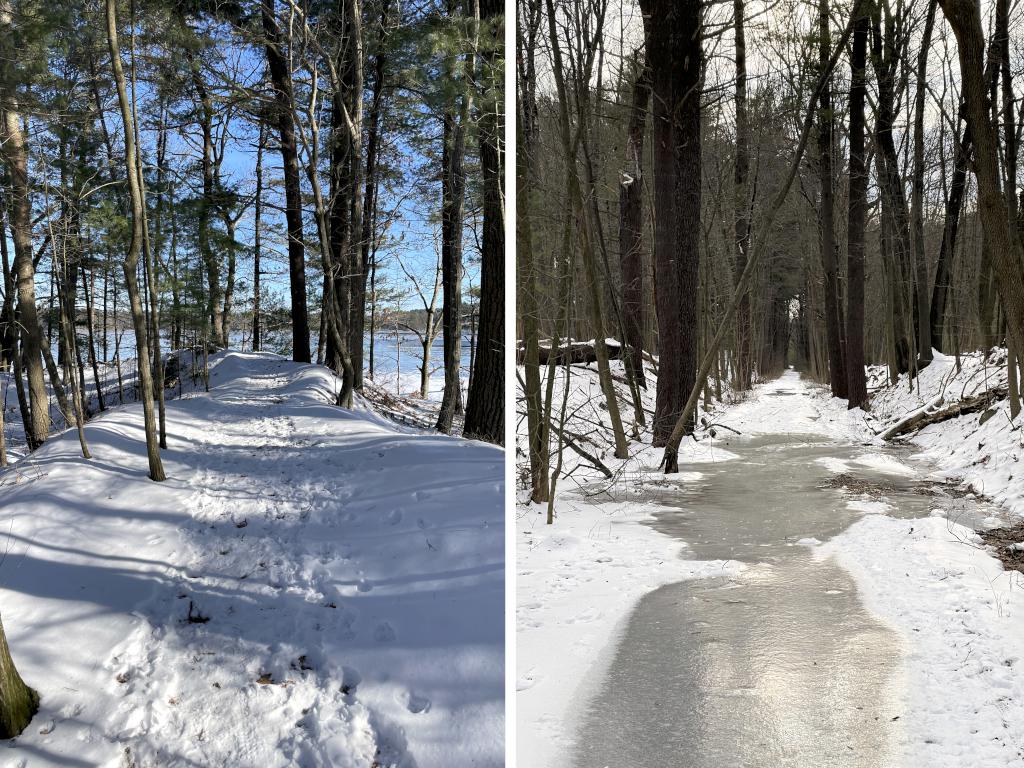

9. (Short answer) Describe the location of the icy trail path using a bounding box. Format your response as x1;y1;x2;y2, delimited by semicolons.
0;352;503;768
541;371;1022;768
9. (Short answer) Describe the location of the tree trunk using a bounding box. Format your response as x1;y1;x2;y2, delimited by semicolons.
106;0;165;481
261;0;312;364
619;55;650;390
640;0;702;445
910;0;937;367
819;0;847;398
732;0;752;391
253;119;265;352
930;115;969;352
0;58;49;449
845;4;869;409
190;63;225;349
437;2;473;434
0;614;38;738
939;0;1024;356
463;0;504;445
517;0;547;500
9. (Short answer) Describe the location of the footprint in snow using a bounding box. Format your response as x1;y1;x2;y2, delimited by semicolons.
373;622;396;642
399;691;431;714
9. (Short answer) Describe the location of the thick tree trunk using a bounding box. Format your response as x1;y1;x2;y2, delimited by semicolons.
0;614;38;738
0;83;49;449
640;0;702;445
261;0;311;364
463;0;504;445
845;6;869;409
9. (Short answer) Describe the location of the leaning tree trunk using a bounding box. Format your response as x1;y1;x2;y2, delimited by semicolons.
939;0;1024;356
106;0;165;481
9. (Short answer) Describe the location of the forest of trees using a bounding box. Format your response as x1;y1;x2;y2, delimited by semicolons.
517;0;1024;496
0;0;504;734
0;0;505;475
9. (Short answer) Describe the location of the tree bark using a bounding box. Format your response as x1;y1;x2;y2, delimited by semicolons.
0;30;49;450
939;0;1024;356
437;0;473;434
911;0;937;367
930;115;969;352
106;0;165;481
261;0;311;364
819;0;847;398
640;0;702;445
845;4;869;408
463;0;504;445
619;54;649;390
732;0;752;391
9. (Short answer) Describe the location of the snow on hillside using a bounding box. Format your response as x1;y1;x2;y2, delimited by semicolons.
855;348;1024;516
0;352;504;768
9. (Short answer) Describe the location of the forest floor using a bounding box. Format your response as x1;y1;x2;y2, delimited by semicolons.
0;351;503;768
517;350;1024;767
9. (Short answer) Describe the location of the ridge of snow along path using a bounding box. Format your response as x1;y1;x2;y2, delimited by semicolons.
0;352;503;768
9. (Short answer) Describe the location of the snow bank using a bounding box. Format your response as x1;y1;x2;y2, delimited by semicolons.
0;351;503;768
865;349;1024;516
818;515;1024;767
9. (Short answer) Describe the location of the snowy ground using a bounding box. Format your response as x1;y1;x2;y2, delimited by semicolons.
517;352;1024;767
0;351;503;767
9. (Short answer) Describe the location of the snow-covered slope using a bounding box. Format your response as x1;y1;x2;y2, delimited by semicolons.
860;349;1024;516
0;352;503;768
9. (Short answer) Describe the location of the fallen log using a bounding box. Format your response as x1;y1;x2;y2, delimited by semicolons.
515;340;624;366
881;387;1008;440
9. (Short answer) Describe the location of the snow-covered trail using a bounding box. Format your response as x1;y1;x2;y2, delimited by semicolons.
0;352;503;768
533;370;1021;768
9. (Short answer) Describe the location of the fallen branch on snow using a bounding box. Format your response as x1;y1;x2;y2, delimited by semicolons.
880;387;1008;440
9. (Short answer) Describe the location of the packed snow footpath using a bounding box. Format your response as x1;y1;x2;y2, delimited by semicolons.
518;351;1024;768
0;351;503;768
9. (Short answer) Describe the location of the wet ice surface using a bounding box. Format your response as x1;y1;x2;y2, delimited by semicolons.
570;425;1001;768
